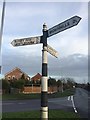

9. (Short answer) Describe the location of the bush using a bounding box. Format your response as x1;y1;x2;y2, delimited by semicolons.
2;79;10;94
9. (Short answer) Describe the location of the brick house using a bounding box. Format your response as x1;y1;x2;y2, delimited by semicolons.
31;73;42;83
5;67;30;81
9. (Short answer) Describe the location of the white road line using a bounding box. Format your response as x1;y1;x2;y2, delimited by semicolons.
68;96;70;100
71;95;78;113
18;102;26;104
2;102;26;105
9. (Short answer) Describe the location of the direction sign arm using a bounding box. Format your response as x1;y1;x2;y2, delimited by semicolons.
11;36;42;47
48;16;81;37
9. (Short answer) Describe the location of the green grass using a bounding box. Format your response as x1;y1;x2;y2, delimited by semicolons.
2;110;81;119
2;93;41;100
48;88;75;98
2;88;75;100
0;94;2;100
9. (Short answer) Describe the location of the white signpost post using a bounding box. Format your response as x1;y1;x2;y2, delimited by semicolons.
11;15;81;120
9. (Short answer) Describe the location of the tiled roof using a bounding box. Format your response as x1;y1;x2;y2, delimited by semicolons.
31;73;42;81
5;67;30;78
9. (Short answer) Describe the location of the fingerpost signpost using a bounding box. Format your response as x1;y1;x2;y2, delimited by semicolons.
11;16;81;120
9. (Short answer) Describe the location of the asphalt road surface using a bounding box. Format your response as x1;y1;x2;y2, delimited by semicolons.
1;88;89;118
74;88;89;118
2;97;73;113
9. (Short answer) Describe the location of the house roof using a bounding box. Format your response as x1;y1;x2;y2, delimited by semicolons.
31;73;42;81
5;67;30;78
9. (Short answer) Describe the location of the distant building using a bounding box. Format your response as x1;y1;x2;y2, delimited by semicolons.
31;73;42;83
5;67;30;81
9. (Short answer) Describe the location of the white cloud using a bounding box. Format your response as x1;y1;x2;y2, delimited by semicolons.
2;2;88;56
48;34;88;57
1;2;88;82
0;0;89;2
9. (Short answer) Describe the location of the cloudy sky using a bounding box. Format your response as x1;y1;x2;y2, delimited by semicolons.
0;0;88;83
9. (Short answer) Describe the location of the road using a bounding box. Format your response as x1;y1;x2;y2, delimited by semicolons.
74;88;89;118
2;97;73;113
1;88;89;118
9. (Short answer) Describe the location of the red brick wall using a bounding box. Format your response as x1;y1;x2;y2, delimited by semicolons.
5;68;30;80
5;69;22;80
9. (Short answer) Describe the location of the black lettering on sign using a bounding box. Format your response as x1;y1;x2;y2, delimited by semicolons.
73;19;77;24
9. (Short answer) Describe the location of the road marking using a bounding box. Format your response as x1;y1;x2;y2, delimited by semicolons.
71;95;78;113
2;102;26;105
68;96;70;100
18;102;26;105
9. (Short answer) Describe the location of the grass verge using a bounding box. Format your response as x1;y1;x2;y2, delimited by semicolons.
48;88;75;98
2;93;40;100
2;110;81;119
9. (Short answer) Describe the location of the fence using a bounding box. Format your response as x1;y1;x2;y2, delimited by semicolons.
23;86;59;94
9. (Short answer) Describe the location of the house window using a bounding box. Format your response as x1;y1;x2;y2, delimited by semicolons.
27;77;30;80
8;76;11;80
20;73;23;76
12;75;15;79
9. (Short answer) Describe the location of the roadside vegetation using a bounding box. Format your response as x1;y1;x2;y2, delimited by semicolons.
48;88;75;98
1;76;77;100
2;88;75;100
2;110;81;119
76;82;90;91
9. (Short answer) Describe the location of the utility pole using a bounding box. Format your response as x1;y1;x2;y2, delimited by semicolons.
41;23;48;119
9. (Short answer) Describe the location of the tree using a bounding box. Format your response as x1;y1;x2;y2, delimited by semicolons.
9;78;25;92
20;73;30;85
20;73;25;79
2;79;10;93
66;78;75;89
14;79;25;91
48;77;57;87
56;80;62;92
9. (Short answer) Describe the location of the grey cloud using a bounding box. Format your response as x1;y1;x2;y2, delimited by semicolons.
2;52;88;79
2;53;42;75
48;53;88;77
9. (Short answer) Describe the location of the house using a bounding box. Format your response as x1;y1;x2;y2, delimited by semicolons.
5;67;30;81
31;73;42;83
